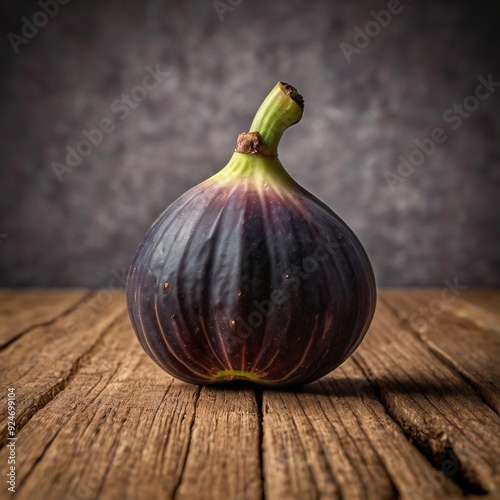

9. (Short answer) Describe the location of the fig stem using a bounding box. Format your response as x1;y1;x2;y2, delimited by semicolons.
244;82;304;157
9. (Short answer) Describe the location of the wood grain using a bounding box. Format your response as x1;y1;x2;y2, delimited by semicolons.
0;289;89;348
0;289;499;499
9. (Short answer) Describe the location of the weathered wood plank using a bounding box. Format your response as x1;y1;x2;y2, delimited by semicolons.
175;386;262;500
387;287;500;336
1;290;499;500
0;293;261;500
354;297;500;496
4;312;200;500
262;361;464;499
0;289;89;347
0;292;125;441
381;290;500;415
460;289;500;319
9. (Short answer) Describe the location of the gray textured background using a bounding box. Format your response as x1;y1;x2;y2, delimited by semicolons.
0;0;499;287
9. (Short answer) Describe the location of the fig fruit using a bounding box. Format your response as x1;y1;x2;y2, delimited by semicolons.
127;82;376;386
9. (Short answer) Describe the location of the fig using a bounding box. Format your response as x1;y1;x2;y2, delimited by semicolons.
126;82;376;386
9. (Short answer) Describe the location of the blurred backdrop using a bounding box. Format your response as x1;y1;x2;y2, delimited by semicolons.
0;0;499;287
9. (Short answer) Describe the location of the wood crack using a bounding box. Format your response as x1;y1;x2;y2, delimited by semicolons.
0;291;95;350
255;387;266;500
346;396;401;499
150;378;176;471
172;385;202;500
0;309;123;450
380;295;500;417
352;356;488;496
289;395;322;500
298;393;343;498
422;343;499;416
16;420;65;491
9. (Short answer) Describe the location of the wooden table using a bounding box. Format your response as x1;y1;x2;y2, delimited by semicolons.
0;289;499;499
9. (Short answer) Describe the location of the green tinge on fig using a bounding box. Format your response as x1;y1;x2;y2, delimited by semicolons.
210;153;297;191
212;370;262;382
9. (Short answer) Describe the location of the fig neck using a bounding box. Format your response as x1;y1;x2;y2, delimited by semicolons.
212;152;295;188
234;82;304;158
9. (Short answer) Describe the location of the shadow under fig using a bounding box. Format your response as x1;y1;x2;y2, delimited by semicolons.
205;372;498;401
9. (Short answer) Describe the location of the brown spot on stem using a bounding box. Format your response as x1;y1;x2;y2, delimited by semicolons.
279;82;305;110
235;131;262;155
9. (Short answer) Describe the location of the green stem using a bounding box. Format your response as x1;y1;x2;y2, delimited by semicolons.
236;82;304;157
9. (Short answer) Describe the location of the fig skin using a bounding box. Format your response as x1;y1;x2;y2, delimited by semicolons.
126;83;376;386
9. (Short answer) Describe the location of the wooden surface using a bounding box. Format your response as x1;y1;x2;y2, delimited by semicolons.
0;289;499;499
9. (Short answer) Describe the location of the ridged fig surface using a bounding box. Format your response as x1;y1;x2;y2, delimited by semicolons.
127;159;376;386
127;82;376;386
